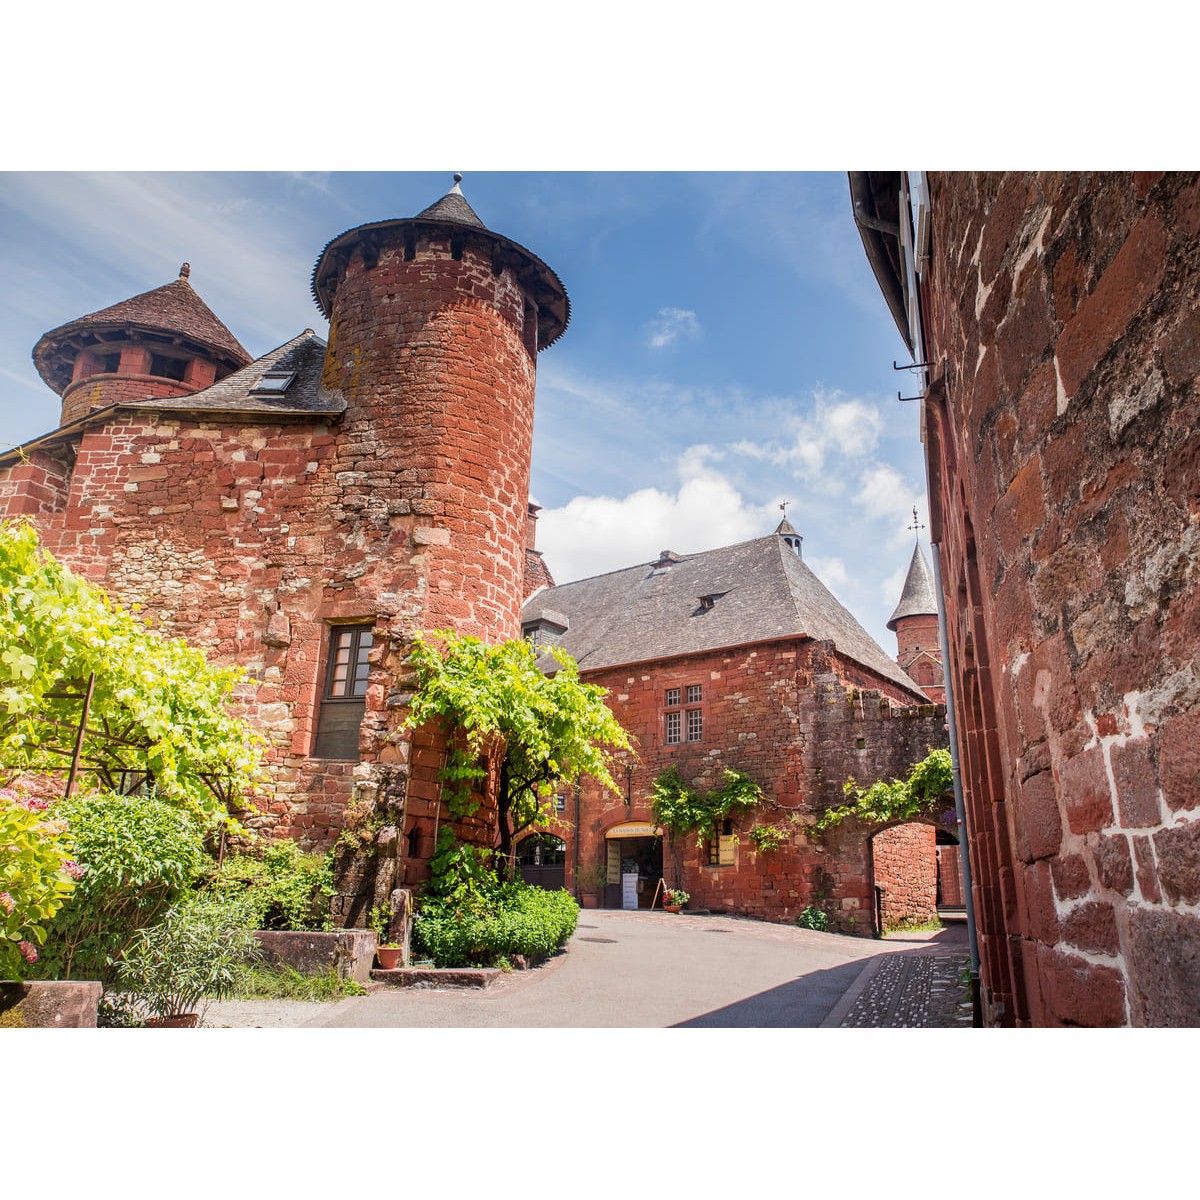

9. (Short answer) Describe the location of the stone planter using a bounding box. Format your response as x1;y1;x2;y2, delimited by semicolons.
252;930;379;984
0;980;102;1028
581;894;600;909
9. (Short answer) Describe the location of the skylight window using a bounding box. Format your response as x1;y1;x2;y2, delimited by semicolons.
251;370;296;395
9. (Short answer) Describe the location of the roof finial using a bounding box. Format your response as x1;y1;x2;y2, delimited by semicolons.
908;505;926;540
779;500;790;512
450;172;464;194
179;262;191;279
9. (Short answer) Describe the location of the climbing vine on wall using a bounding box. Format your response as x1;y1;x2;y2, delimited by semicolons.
812;747;953;833
650;767;763;845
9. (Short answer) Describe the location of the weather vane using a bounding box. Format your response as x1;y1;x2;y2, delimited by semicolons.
779;500;790;513
909;506;926;538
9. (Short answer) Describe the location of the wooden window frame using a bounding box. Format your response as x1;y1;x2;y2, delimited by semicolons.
312;623;374;760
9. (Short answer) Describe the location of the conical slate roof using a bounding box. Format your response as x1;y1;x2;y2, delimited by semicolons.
33;267;251;394
886;542;939;630
524;528;925;696
414;175;487;228
310;175;570;349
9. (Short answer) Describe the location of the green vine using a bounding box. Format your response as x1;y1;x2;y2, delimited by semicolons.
813;748;952;833
651;767;763;847
748;824;787;853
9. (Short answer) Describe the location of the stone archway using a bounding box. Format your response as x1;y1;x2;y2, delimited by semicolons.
870;822;939;934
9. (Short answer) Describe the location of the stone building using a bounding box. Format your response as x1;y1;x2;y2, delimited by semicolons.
520;520;951;932
0;177;569;923
851;171;1200;1025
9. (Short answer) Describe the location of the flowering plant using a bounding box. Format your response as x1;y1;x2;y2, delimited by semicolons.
662;887;689;908
0;781;78;977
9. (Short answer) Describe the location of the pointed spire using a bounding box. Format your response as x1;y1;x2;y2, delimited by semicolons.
887;542;938;630
774;510;803;557
414;173;487;229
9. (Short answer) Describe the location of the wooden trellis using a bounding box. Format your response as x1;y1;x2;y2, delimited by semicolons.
1;672;235;809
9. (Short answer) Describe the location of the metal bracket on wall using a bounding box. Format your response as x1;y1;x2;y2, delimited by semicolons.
895;359;934;401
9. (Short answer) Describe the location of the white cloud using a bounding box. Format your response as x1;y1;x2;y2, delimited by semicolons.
645;306;700;349
731;389;882;479
854;462;909;520
536;446;772;583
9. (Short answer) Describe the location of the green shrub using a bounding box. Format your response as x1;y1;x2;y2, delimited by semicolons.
413;883;579;968
208;840;333;931
795;905;829;932
35;789;206;983
114;893;261;1022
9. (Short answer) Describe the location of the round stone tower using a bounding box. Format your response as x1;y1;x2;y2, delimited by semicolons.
311;176;569;641
32;264;251;427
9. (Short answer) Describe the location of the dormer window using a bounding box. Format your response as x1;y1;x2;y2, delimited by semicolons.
251;370;296;395
522;608;569;647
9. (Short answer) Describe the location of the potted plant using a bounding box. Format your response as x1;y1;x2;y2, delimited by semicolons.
577;862;608;909
661;886;689;913
115;897;259;1026
371;901;404;969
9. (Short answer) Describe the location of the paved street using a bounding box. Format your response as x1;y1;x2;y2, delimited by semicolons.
206;909;972;1029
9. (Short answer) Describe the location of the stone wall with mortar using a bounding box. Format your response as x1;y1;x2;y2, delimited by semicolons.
921;171;1200;1025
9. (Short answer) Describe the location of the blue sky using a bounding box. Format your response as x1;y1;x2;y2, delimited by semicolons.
0;171;928;654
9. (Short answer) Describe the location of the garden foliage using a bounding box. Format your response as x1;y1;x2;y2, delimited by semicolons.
0;782;78;977
33;788;207;983
0;520;263;828
414;882;579;968
207;839;334;932
114;893;261;1021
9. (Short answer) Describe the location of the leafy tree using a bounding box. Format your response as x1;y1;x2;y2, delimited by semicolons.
0;520;263;828
403;630;633;881
812;747;953;833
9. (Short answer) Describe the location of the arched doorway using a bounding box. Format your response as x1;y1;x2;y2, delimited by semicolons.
870;822;938;934
516;833;567;891
603;821;663;909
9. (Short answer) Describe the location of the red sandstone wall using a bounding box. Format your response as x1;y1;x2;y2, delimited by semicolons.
322;233;536;640
921;171;1200;1026
872;823;938;930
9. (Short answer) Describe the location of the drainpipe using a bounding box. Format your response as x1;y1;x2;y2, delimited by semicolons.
931;542;982;1026
573;781;581;902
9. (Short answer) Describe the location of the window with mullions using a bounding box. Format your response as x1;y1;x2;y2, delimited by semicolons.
664;683;703;745
313;624;373;759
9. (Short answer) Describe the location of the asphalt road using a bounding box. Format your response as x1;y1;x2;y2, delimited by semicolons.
205;909;967;1029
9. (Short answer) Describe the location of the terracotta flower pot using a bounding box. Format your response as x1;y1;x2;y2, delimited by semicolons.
581;893;600;909
376;945;404;970
664;904;681;913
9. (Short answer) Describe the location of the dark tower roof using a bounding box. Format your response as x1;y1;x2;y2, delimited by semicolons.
310;175;570;350
886;542;939;630
32;266;251;394
413;175;487;228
